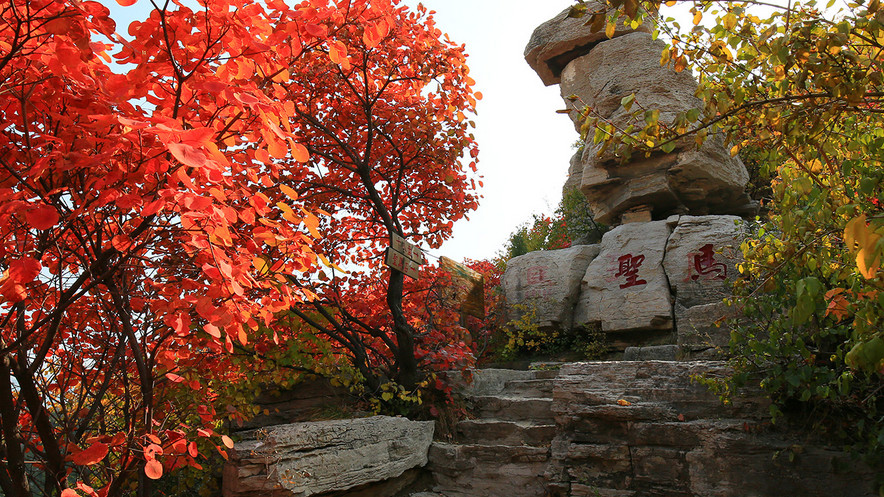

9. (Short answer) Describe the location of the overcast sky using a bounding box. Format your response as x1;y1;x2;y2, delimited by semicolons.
101;0;579;263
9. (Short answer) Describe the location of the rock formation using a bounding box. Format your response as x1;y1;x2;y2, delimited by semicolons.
526;6;753;225
503;7;761;353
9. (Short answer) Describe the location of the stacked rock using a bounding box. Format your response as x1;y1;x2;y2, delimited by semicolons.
525;5;753;225
501;7;756;356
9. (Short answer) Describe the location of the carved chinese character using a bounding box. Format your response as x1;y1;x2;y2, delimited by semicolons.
526;266;547;285
615;254;647;289
690;244;727;281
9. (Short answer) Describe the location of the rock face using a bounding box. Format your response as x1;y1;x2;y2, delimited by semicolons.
664;215;745;353
559;32;699;135
546;361;879;497
222;416;434;497
575;219;674;335
503;245;601;331
524;5;653;86
555;31;750;225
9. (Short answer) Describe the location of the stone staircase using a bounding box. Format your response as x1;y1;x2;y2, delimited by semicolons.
424;367;560;497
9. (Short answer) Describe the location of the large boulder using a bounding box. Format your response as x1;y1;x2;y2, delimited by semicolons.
524;5;653;86
559;32;699;135
222;416;434;497
558;32;750;224
503;245;601;331
663;215;746;352
574;219;674;336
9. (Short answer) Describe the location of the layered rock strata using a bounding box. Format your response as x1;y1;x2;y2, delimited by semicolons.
222;416;434;497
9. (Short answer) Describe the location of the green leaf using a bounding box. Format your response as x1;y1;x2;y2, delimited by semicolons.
845;337;884;372
621;94;636;111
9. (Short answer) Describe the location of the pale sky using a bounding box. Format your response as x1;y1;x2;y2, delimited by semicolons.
100;0;579;263
405;1;578;263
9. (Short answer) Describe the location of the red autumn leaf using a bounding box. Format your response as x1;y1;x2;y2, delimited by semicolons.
165;372;185;383
144;459;163;480
61;490;80;497
166;142;208;169
304;23;327;38
26;205;59;230
290;142;309;163
188;442;199;458
72;442;109;466
115;0;137;5
7;257;41;283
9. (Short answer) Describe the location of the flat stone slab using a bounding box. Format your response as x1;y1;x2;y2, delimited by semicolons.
223;416;434;497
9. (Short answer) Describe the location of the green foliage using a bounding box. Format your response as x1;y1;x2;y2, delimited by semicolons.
503;191;605;260
498;303;607;361
570;0;884;484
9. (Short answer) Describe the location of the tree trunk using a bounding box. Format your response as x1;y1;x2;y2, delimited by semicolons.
387;270;418;388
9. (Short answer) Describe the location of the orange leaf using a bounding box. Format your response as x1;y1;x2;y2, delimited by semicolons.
616;399;632;406
221;435;234;449
290;141;309;163
116;0;137;5
328;40;348;67
280;184;299;201
26;205;59;230
72;442;109;466
61;490;79;497
144;459;163;480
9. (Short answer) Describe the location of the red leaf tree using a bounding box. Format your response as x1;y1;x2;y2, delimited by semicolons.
0;0;480;495
276;2;482;390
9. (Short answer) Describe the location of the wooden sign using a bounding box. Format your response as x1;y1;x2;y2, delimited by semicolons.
385;248;421;280
440;256;485;319
391;233;424;264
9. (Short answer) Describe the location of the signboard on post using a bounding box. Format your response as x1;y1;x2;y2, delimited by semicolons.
385;248;421;279
391;233;424;265
385;234;423;280
440;256;485;319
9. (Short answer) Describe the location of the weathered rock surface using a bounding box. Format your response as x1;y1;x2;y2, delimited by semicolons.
547;361;879;497
664;215;744;307
557;31;750;224
562;150;583;196
504;245;601;331
525;5;653;86
575;220;674;336
223;416;434;497
664;215;745;352
559;32;699;134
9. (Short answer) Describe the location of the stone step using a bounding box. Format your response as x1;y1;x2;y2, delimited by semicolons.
465;368;558;396
456;419;556;446
470;395;556;423
428;442;550;497
499;378;556;398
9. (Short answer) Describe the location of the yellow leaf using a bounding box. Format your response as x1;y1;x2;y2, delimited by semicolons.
844;215;868;251
605;20;615;38
660;48;671;66
858;233;881;279
665;0;676;5
723;13;737;30
617;399;632;406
